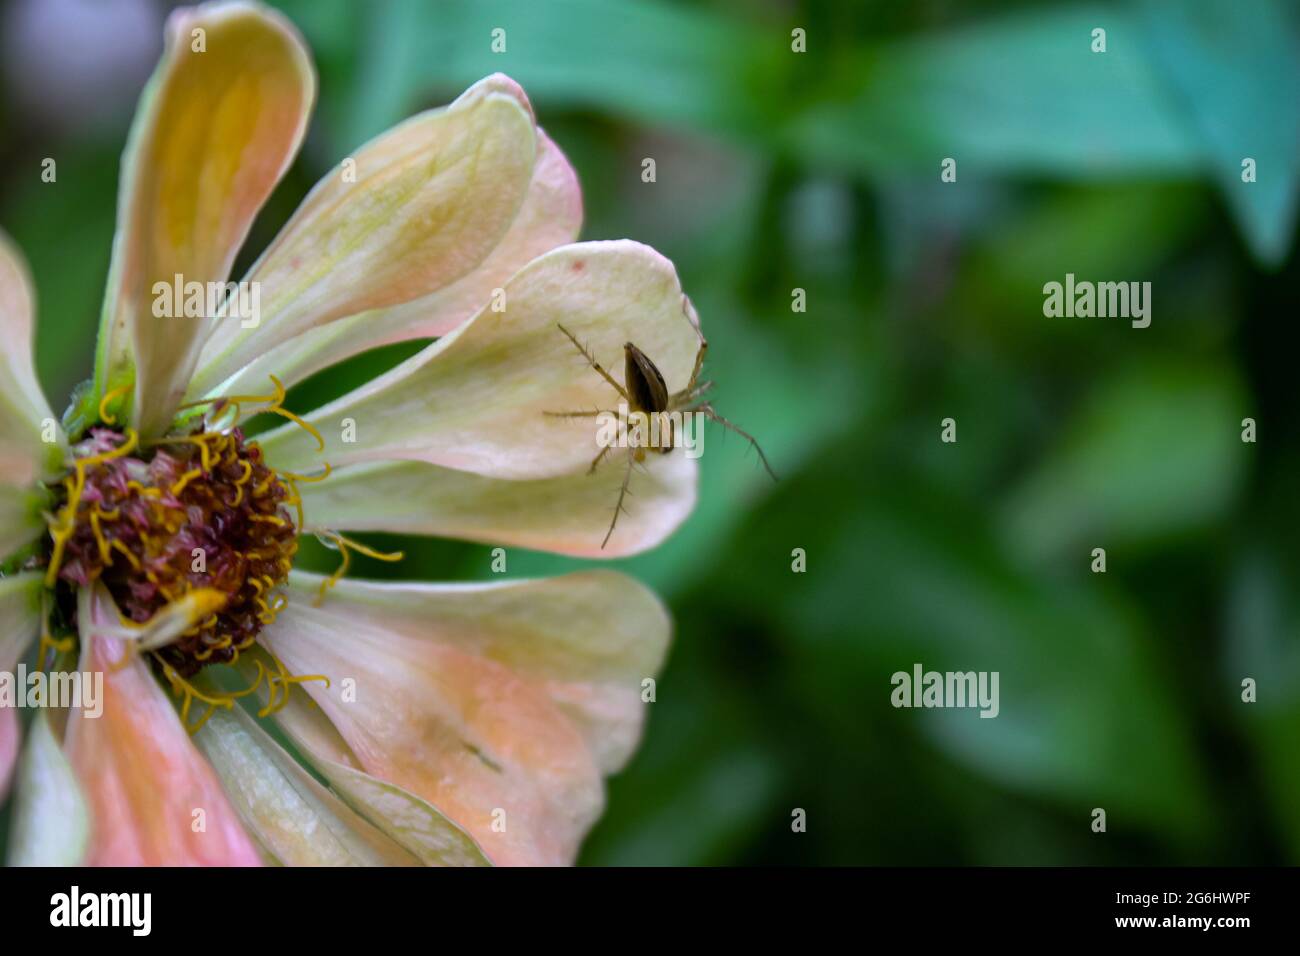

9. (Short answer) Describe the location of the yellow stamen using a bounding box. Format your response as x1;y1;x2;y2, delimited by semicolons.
259;652;285;716
277;464;328;533
275;672;330;708
146;433;218;471
314;532;404;605
44;429;140;586
230;460;254;505
38;631;75;659
193;633;233;661
108;638;141;673
279;462;333;484
109;538;142;570
170;468;203;496
180;375;324;451
178;375;287;414
256;648;330;718
36;591;72;671
127;480;162;498
267;407;325;450
97;384;131;425
89;509;111;564
281;483;305;531
158;659;237;732
232;659;267;698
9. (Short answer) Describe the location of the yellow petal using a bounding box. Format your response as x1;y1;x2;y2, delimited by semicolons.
96;0;315;436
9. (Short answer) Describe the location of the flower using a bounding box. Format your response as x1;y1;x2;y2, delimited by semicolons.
0;0;703;866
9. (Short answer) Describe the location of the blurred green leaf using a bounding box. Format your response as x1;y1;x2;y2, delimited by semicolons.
315;1;1275;187
791;6;1204;175
1138;0;1300;266
774;472;1215;844
1003;361;1247;558
326;0;778;149
975;184;1207;304
290;0;1295;265
580;647;783;866
1225;545;1300;862
3;144;118;407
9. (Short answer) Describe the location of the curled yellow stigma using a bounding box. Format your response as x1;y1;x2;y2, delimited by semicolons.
179;374;324;451
158;659;240;734
279;463;331;531
97;384;132;425
314;532;404;606
258;648;331;718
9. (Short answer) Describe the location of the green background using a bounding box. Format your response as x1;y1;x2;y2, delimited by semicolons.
2;0;1298;864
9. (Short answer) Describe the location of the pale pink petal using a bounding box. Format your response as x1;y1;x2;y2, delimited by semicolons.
0;232;62;560
296;450;696;558
194;704;422;866
258;241;704;480
64;586;262;866
257;569;671;864
0;709;15;804
0;572;42;799
189;73;538;396
216;128;582;395
229;649;490;866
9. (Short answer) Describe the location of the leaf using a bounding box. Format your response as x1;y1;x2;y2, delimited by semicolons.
1137;0;1300;266
807;497;1213;842
580;664;781;866
715;445;1215;845
327;0;776;149
3;145;119;405
789;6;1204;175
1003;361;1247;558
1224;548;1300;862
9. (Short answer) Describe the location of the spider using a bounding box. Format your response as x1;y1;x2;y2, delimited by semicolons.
546;313;776;548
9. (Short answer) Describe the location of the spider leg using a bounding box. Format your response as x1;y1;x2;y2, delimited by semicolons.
681;306;709;396
673;379;715;406
556;323;630;401
602;445;637;549
588;444;612;475
543;409;614;418
696;403;778;481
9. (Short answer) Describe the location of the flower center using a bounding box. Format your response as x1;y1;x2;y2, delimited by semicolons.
44;424;298;676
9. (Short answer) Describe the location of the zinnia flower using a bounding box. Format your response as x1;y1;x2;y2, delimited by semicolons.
0;0;703;866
